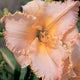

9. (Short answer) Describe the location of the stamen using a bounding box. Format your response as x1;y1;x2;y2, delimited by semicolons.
36;30;41;40
40;31;50;43
36;27;51;43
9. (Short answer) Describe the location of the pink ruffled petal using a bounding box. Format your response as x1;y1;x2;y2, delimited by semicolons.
62;58;70;80
36;0;79;40
22;0;45;16
47;42;70;79
14;53;30;68
49;1;79;40
69;35;80;67
69;35;80;77
29;38;69;80
69;77;80;80
63;26;79;46
1;12;37;55
64;34;80;79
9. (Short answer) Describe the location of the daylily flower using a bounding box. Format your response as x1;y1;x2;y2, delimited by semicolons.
1;0;80;80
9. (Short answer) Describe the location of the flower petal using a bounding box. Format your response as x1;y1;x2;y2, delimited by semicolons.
1;12;37;54
47;42;70;79
14;53;30;68
69;35;80;76
37;0;79;40
62;26;79;46
22;0;45;16
29;38;69;80
69;77;80;80
48;1;79;40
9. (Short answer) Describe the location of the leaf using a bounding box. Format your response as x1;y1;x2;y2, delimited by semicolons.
0;10;4;18
2;71;9;80
3;68;13;76
77;17;80;32
3;8;9;15
0;48;20;70
25;0;32;4
44;0;53;3
0;48;21;80
19;67;27;80
0;32;4;37
30;73;39;80
25;66;40;80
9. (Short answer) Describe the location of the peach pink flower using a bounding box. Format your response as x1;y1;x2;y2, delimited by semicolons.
1;0;80;80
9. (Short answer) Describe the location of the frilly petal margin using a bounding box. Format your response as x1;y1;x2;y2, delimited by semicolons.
69;34;80;78
63;34;80;80
1;12;37;55
36;0;79;40
29;38;70;80
69;77;80;80
14;53;30;68
48;0;79;40
62;26;79;46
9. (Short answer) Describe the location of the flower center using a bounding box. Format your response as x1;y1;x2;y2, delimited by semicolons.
36;28;51;43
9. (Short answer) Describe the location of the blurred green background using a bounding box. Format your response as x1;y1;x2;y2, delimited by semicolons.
0;0;80;80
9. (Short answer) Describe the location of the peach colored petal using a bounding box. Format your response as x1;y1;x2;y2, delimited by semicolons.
29;38;58;80
47;41;70;79
62;58;70;79
62;26;79;46
69;77;80;80
48;1;79;40
36;0;79;40
62;74;68;80
62;34;80;79
1;12;37;55
29;38;69;80
14;53;30;68
22;0;45;16
63;75;80;80
69;35;80;67
69;35;80;77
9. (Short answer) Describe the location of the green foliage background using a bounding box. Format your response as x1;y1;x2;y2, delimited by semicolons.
0;0;80;80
